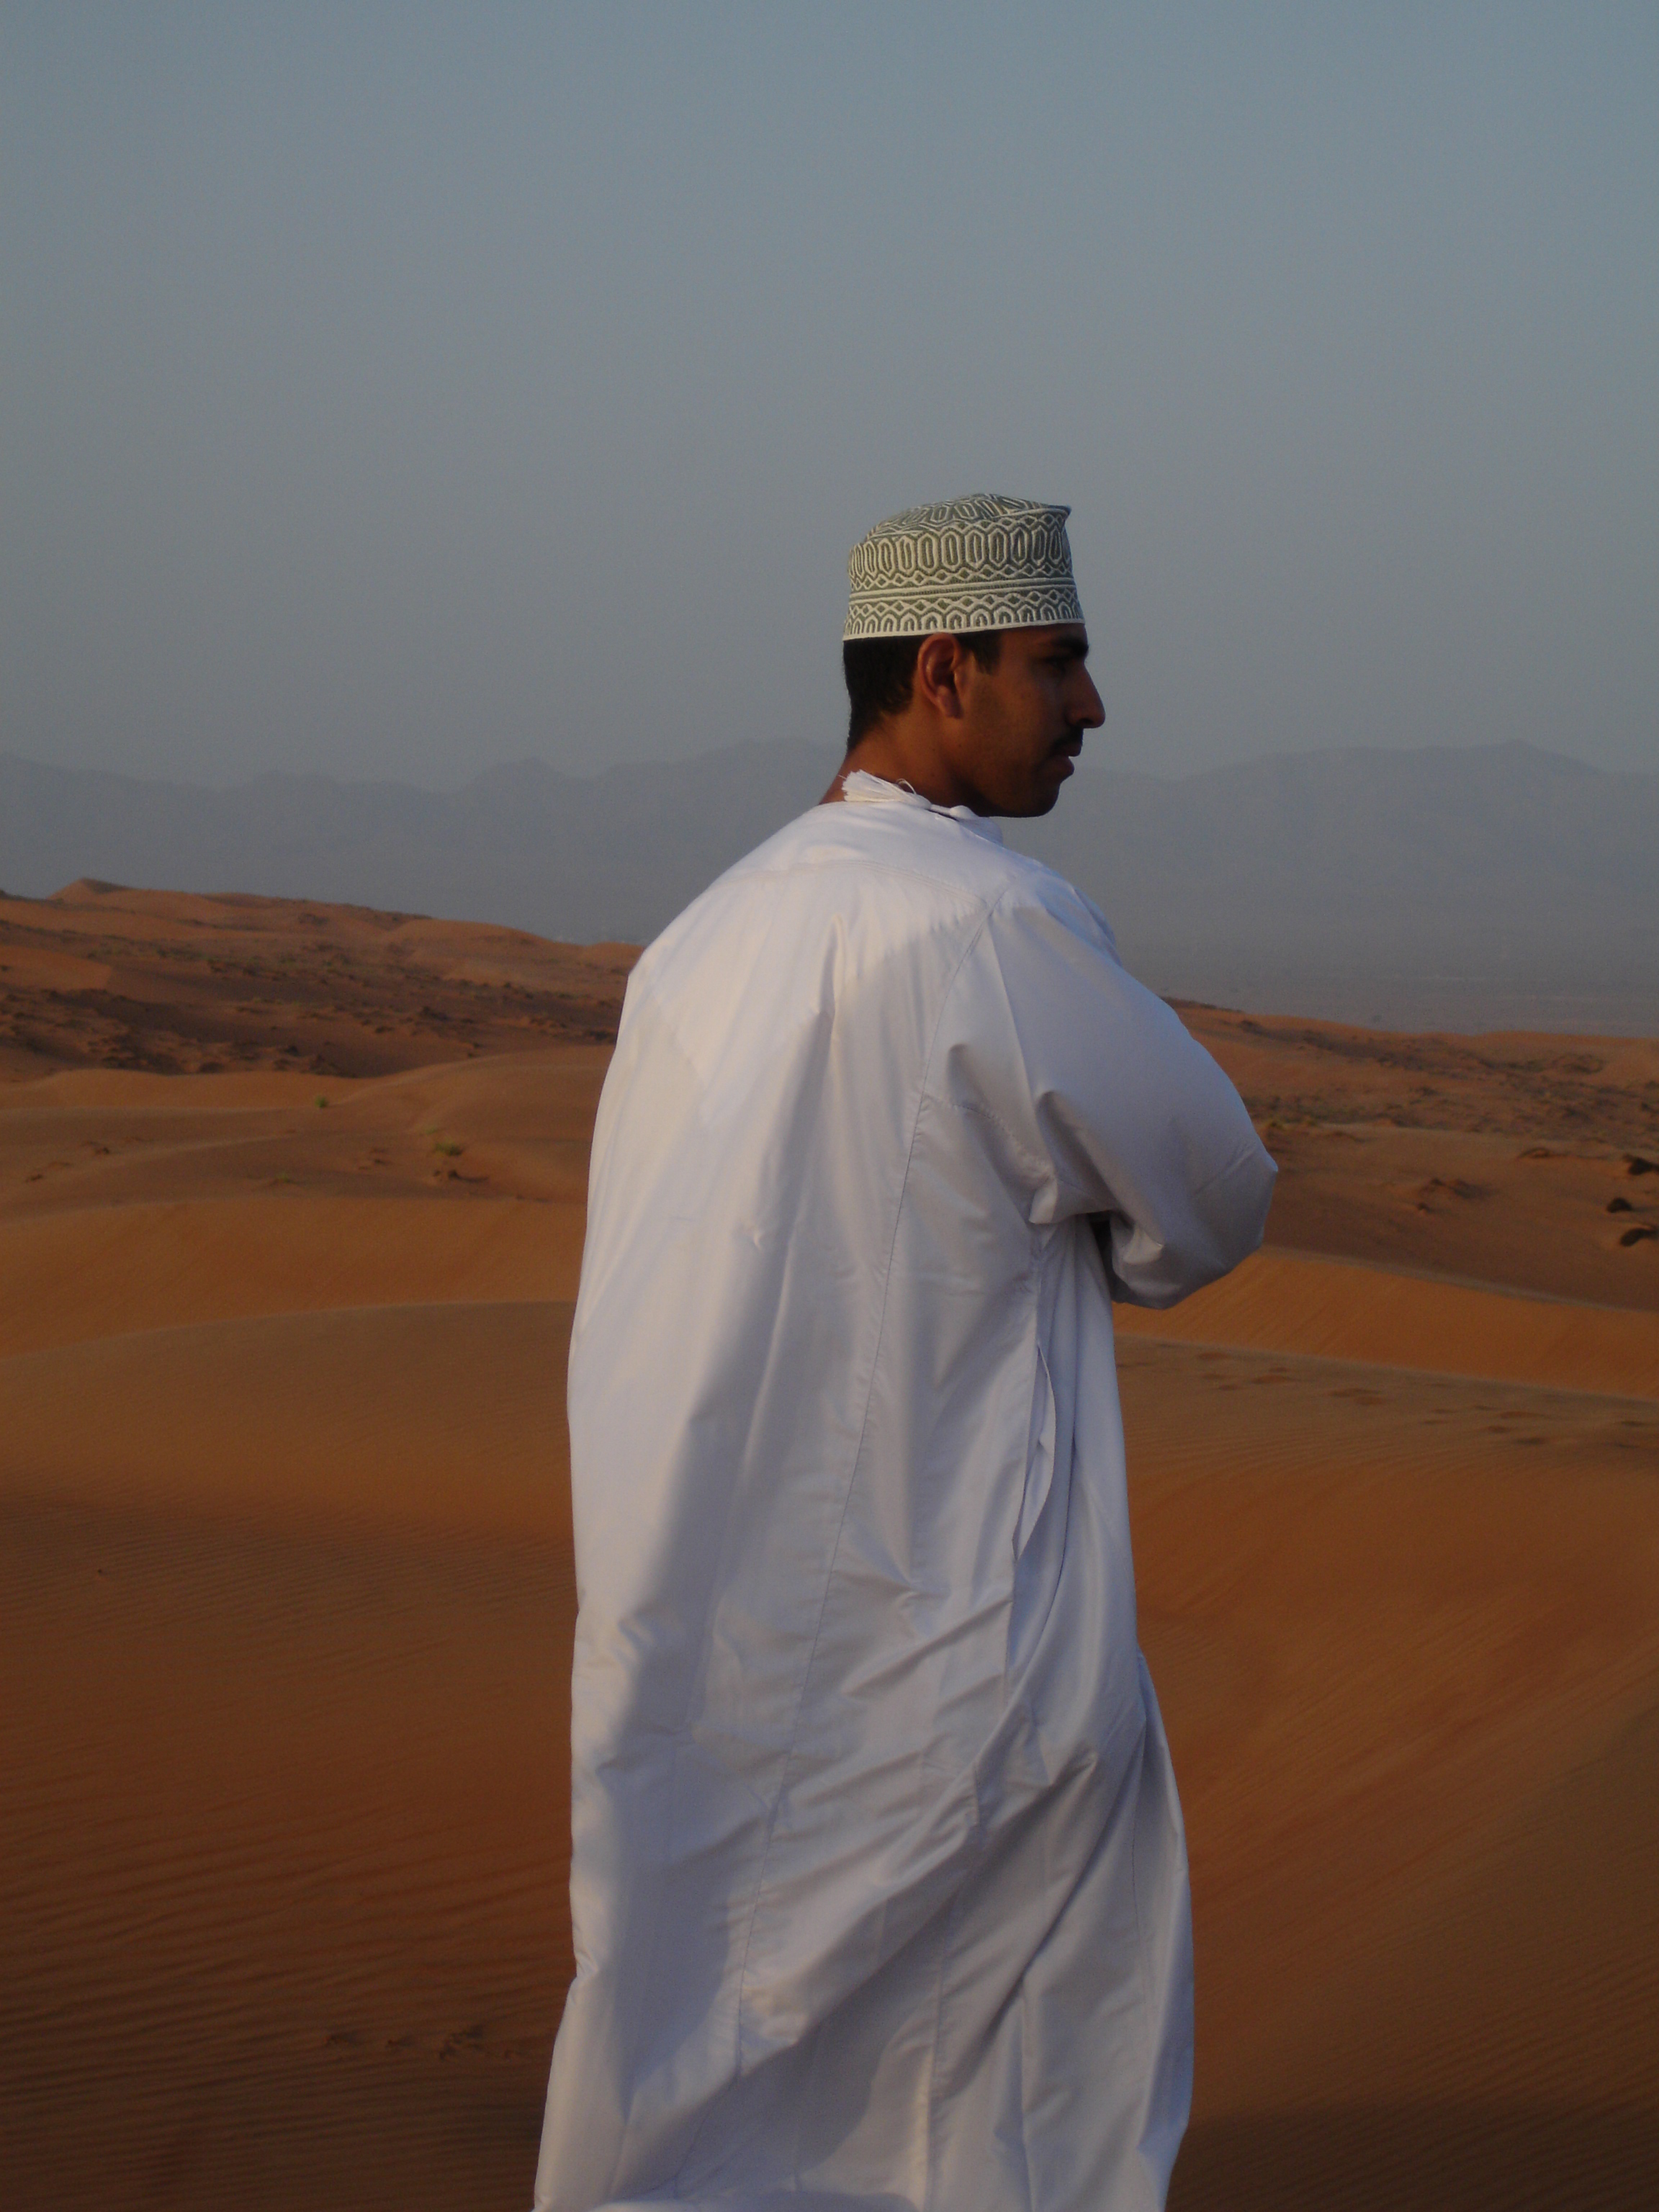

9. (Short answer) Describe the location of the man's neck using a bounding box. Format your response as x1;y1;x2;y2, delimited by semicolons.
820;727;972;809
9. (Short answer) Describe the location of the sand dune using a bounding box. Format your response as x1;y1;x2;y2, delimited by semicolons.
2;886;1655;2211
1175;1002;1659;1310
1124;1348;1659;2087
0;878;634;1081
1;1300;572;1537
1130;1344;1659;2208
4;1219;579;2201
4;1492;572;2211
1118;1247;1659;1399
0;1199;583;1355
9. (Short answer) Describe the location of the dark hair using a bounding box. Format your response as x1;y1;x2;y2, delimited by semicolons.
841;630;1002;745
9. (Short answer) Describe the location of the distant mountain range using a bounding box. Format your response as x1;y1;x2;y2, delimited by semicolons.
1011;741;1659;1034
4;741;1655;1034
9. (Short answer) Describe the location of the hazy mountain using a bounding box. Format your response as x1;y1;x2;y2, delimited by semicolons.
0;741;827;947
1008;741;1659;1033
4;741;1655;1034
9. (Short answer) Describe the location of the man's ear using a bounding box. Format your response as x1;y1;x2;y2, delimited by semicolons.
912;633;969;721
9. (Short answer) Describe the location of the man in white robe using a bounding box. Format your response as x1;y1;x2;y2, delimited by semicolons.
534;496;1275;2212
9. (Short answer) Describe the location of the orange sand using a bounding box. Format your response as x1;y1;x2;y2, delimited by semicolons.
1;884;1655;2211
1116;1248;1659;1400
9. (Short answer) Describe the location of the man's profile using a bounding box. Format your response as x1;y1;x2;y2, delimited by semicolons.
533;495;1275;2212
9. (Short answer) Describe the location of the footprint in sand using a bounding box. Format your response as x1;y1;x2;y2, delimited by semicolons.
1413;1175;1488;1213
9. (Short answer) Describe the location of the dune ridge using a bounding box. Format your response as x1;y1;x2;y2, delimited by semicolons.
0;1197;583;1357
1118;1246;1659;1399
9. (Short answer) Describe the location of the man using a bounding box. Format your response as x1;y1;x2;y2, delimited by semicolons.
534;495;1274;2212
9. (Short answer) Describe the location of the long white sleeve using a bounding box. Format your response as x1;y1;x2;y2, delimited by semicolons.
937;886;1276;1306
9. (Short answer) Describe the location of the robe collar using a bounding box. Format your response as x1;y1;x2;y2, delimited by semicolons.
840;770;1006;847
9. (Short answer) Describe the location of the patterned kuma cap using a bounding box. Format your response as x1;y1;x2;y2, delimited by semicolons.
844;493;1083;641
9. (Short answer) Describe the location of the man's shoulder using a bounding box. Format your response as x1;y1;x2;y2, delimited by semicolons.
630;800;1111;1005
729;799;1089;919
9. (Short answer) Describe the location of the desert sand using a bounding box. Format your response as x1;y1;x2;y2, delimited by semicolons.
2;881;1656;2211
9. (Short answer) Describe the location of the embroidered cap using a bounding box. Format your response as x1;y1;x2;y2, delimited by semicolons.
844;493;1083;641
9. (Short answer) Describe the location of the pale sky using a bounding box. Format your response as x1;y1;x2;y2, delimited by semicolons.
4;2;1655;787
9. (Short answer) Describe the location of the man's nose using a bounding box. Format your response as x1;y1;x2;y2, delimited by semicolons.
1074;670;1106;728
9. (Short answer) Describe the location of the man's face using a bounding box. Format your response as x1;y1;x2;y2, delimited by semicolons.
946;626;1105;817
